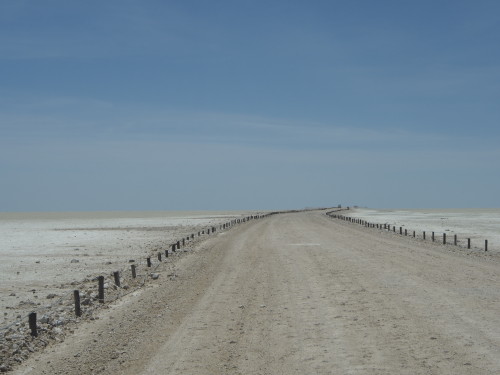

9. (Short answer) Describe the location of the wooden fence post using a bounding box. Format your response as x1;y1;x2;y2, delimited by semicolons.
485;240;488;251
454;234;457;246
131;264;136;278
74;290;81;317
29;312;37;337
443;233;446;244
98;276;104;303
468;238;471;249
147;257;151;267
113;271;120;287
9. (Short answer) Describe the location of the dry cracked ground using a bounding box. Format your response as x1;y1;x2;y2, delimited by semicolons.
12;210;500;374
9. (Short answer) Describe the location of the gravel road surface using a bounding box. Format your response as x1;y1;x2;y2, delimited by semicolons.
14;211;500;374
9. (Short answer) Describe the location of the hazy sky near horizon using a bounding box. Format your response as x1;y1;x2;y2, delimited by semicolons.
1;0;499;211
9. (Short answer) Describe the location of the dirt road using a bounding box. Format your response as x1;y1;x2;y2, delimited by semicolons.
14;211;500;374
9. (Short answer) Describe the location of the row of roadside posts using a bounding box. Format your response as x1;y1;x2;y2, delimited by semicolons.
327;211;489;252
27;214;268;337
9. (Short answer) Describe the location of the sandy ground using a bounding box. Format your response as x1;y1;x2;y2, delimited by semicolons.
11;210;500;374
344;208;500;252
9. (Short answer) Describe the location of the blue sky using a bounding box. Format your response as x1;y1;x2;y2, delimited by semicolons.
1;0;499;211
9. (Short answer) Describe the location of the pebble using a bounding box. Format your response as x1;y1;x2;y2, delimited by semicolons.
150;273;160;280
70;259;79;263
53;319;65;327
